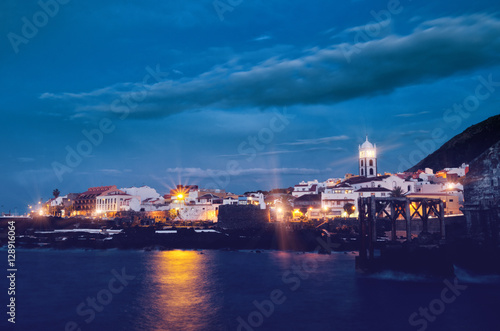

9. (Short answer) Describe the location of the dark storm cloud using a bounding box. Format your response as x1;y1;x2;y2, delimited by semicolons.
40;14;500;119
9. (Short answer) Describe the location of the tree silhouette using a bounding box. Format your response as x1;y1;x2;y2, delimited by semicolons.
390;186;405;197
53;189;60;199
343;203;356;216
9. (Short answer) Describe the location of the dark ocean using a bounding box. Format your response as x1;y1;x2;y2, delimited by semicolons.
2;248;500;331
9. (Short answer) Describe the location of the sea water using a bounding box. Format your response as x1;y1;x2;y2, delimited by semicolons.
2;248;500;331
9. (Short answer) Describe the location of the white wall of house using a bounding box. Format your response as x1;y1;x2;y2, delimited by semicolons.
292;180;324;198
96;194;141;213
223;197;239;205
238;193;266;209
322;195;357;217
444;163;468;177
177;204;218;222
415;182;444;194
322;185;358;217
121;186;161;201
50;196;66;207
350;175;414;193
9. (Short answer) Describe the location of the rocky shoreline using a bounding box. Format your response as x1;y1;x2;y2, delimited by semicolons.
0;217;357;252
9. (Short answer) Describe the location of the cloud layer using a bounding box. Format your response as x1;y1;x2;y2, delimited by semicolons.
165;167;325;178
40;14;500;119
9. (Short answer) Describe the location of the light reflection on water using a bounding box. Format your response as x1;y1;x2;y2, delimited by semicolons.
13;249;500;331
135;250;223;331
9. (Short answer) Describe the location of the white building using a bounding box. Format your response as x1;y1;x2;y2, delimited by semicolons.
414;181;445;194
442;163;469;177
321;183;358;217
197;193;223;205
321;180;396;218
321;171;417;218
238;193;266;209
168;187;240;222
96;191;141;215
140;198;168;212
345;174;415;194
121;186;166;211
49;196;66;207
121;185;162;201
223;196;239;206
292;180;326;198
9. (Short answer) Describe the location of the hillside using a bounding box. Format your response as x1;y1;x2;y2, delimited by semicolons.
407;114;500;172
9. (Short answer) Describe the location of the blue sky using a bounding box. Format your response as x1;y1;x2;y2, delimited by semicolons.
2;0;500;213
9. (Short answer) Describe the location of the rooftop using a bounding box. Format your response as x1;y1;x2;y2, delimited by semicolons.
355;187;392;192
360;136;374;149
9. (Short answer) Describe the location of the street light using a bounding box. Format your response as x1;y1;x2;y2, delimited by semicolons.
322;206;329;221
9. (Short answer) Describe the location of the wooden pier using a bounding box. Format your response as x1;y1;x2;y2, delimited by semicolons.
357;197;445;262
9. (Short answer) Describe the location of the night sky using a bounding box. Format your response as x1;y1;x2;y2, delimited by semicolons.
2;0;500;213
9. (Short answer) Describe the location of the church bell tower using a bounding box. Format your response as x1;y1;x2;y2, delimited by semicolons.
359;136;377;177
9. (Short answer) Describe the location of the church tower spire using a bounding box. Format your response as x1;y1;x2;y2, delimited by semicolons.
358;136;377;177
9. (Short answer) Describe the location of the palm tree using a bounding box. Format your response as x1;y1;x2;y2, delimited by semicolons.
390;186;405;197
53;189;60;199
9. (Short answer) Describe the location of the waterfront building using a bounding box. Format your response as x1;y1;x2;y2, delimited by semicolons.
47;193;79;217
73;185;122;216
96;191;141;216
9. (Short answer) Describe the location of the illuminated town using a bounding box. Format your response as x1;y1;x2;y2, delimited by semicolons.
28;137;468;224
